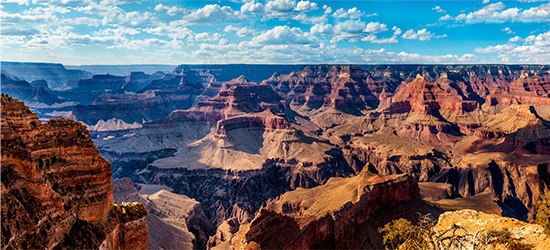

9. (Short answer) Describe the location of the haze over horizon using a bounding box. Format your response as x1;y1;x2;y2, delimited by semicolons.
2;0;549;65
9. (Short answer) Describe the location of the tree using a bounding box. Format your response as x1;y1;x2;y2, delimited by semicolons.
534;192;550;234
378;214;436;250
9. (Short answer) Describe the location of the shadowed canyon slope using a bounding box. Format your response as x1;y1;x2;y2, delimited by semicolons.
0;95;148;249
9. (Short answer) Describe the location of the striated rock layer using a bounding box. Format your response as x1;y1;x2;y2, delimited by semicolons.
1;95;148;250
229;172;438;249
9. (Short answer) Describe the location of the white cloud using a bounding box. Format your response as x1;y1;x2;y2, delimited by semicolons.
439;14;453;21
322;5;332;14
509;36;522;42
241;0;264;13
502;27;515;34
482;0;490;4
364;22;388;33
475;30;550;63
294;0;318;12
194;32;222;43
183;4;245;23
334;19;365;34
432;6;445;13
453;1;550;23
224;25;256;37
264;0;295;17
361;34;398;44
401;28;436;41
392;26;402;35
144;23;193;40
154;4;186;16
332;7;362;19
4;0;30;5
252;25;316;44
291;13;327;24
310;23;333;34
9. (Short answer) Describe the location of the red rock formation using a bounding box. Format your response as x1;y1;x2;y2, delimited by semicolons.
1;95;148;250
230;172;434;249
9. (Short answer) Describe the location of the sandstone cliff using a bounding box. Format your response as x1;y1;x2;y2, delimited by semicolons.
1;95;148;250
228;172;437;249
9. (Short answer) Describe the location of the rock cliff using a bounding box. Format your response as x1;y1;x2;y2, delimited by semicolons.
229;172;436;249
112;178;215;249
1;95;148;250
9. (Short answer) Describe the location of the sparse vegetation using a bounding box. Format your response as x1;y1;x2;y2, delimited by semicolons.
534;193;550;234
380;214;536;250
378;214;436;250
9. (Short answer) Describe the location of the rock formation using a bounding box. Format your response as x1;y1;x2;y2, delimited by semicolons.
1;95;148;249
112;178;215;249
228;172;438;249
433;209;550;249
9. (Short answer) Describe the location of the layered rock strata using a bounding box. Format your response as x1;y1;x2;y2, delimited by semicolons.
1;95;148;250
229;172;434;249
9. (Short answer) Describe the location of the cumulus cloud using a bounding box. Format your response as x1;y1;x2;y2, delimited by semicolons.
252;25;316;44
310;23;333;35
332;7;362;19
502;27;515;34
224;25;256;37
4;0;30;5
364;22;388;33
439;14;453;21
183;4;245;23
509;36;522;42
241;0;264;13
453;1;550;23
401;28;436;41
432;6;445;13
264;0;295;17
475;30;550;63
154;4;186;16
294;0;318;12
392;26;402;35
361;34;398;44
323;4;332;14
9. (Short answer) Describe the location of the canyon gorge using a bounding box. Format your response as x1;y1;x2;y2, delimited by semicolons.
2;63;550;249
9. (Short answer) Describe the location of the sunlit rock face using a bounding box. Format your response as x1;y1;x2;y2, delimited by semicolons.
227;172;435;250
1;95;148;250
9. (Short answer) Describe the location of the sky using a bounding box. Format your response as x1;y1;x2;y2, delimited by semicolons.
1;0;550;65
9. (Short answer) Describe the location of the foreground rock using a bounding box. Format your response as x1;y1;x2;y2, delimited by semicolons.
433;209;550;249
227;172;438;249
1;95;148;249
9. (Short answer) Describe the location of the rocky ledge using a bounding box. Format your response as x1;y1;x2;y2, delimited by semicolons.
227;172;435;249
1;95;148;249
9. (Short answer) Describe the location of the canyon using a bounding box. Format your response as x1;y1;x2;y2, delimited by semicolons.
2;63;550;249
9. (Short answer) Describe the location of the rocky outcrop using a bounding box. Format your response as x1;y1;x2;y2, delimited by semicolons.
230;172;434;249
214;110;292;136
433;209;550;250
1;95;148;250
112;177;215;250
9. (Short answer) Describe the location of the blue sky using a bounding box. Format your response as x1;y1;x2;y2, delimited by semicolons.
1;0;549;64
